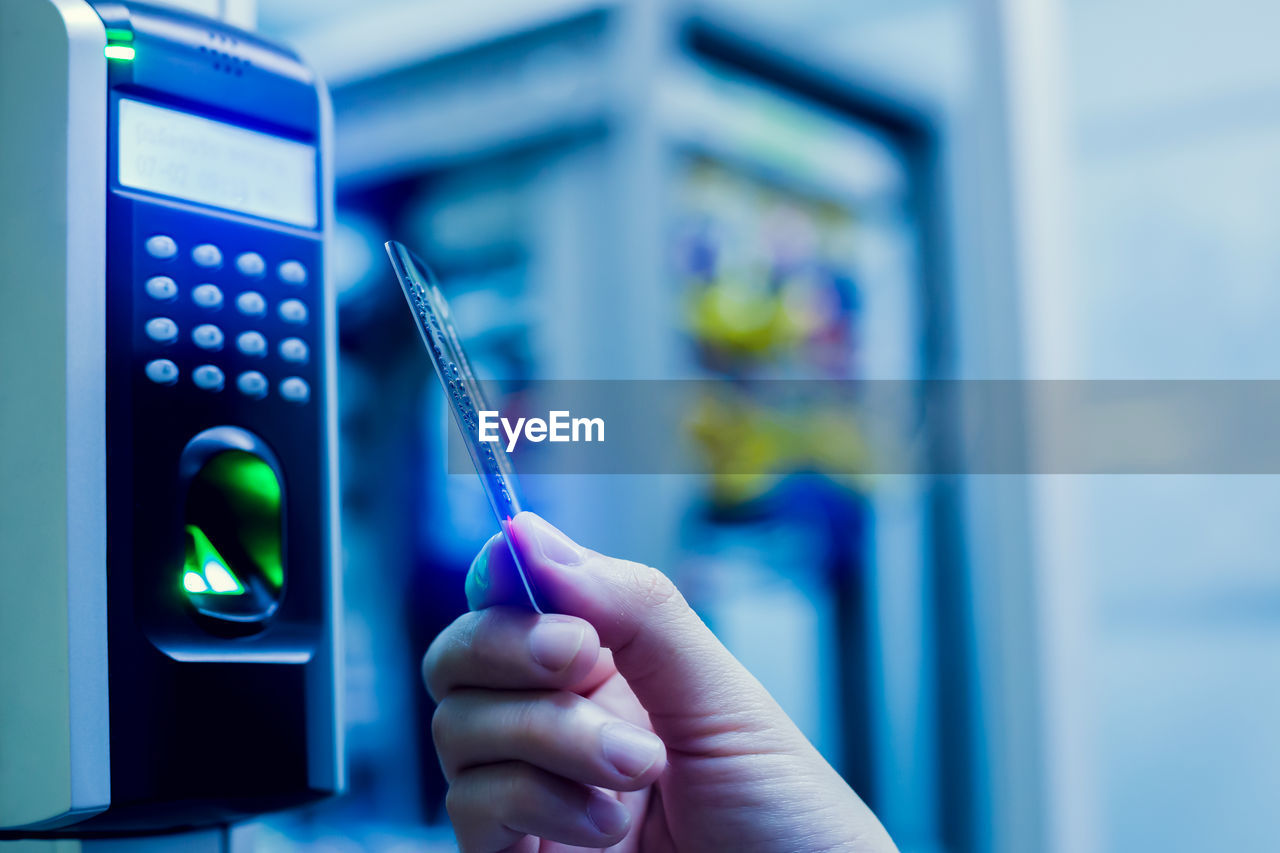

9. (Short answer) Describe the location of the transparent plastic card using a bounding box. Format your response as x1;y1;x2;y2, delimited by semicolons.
386;241;544;612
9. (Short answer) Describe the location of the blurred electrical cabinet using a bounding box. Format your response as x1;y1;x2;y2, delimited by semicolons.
308;4;961;851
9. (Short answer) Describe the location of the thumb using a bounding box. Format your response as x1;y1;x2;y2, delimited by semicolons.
502;512;798;749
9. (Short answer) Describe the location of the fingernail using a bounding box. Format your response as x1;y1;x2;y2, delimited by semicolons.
586;789;630;837
528;618;585;672
521;513;585;567
601;723;663;779
464;547;490;605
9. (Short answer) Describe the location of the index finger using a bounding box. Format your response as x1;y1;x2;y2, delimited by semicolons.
423;606;602;702
465;531;543;611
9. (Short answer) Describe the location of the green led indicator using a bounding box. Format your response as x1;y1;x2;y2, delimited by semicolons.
203;559;242;593
183;524;245;596
104;44;135;61
104;28;133;42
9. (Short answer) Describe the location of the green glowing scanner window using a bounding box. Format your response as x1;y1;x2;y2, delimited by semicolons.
182;449;285;624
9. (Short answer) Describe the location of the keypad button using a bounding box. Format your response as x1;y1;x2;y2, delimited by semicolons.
144;275;178;301
278;299;307;324
145;317;178;344
279;337;309;364
236;331;267;357
277;260;307;285
145;234;177;259
236;291;267;317
191;243;223;268
192;324;224;351
279;376;310;404
145;359;179;385
235;252;266;277
192;284;223;310
192;365;225;392
237;370;268;398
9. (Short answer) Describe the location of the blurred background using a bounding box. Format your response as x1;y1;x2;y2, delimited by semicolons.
240;1;1280;851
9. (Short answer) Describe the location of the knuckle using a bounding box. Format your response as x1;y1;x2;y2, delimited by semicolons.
422;611;484;699
430;704;446;746
509;698;538;732
447;766;506;821
627;561;680;609
420;647;441;698
452;610;485;649
450;764;527;831
444;781;479;830
504;692;550;737
431;695;460;748
498;763;539;817
526;692;597;755
421;636;441;684
562;701;602;741
468;608;513;655
446;768;525;853
550;691;594;732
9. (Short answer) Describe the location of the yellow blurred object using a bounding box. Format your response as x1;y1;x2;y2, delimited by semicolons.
685;388;873;507
802;406;872;483
686;391;783;505
686;276;803;360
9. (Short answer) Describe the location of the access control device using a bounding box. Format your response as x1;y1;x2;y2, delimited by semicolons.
1;0;342;836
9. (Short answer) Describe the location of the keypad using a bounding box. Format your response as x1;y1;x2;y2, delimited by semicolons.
145;359;179;385
279;377;310;404
145;317;178;344
193;365;225;391
136;234;315;403
145;234;177;259
192;324;224;351
237;371;268;398
279;337;308;364
278;260;307;285
192;284;224;310
192;243;223;268
236;291;266;317
237;331;267;357
235;252;266;277
279;299;307;324
145;275;178;301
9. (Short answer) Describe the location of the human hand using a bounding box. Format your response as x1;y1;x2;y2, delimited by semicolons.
423;511;899;853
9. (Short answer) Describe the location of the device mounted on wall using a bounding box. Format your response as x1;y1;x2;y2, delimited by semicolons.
0;0;342;839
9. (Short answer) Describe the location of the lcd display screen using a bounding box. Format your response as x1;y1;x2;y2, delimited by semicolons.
118;98;318;229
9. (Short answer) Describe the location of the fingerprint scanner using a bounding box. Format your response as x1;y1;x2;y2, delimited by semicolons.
181;447;284;626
